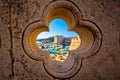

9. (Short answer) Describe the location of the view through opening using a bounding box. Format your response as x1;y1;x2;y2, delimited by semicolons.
36;19;81;62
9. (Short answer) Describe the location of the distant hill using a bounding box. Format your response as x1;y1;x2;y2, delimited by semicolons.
37;35;74;44
37;36;54;43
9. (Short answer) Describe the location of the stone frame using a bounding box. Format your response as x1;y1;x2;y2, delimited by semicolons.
22;0;102;79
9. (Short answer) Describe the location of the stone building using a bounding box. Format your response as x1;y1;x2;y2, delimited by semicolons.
0;0;120;80
69;37;81;50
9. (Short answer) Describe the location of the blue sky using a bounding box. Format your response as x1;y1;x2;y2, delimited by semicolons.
37;18;79;39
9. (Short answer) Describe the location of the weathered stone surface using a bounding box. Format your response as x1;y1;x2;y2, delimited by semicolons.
0;0;120;80
0;0;12;80
71;0;120;80
11;0;53;80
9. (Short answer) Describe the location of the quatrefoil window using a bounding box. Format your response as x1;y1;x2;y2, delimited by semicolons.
36;18;81;62
22;0;102;79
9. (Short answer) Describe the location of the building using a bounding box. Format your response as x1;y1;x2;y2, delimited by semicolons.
0;0;119;80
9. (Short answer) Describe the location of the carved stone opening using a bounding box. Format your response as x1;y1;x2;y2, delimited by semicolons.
22;0;102;79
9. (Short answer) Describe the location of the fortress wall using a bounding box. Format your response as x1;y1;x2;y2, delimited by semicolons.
0;0;120;80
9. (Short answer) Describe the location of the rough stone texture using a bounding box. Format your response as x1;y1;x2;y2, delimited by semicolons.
71;0;120;80
0;0;120;80
0;0;13;80
11;0;53;80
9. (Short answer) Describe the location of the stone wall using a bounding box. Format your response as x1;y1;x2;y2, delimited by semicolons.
0;0;120;80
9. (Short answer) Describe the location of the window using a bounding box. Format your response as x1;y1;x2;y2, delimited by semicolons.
36;18;81;62
22;0;102;79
